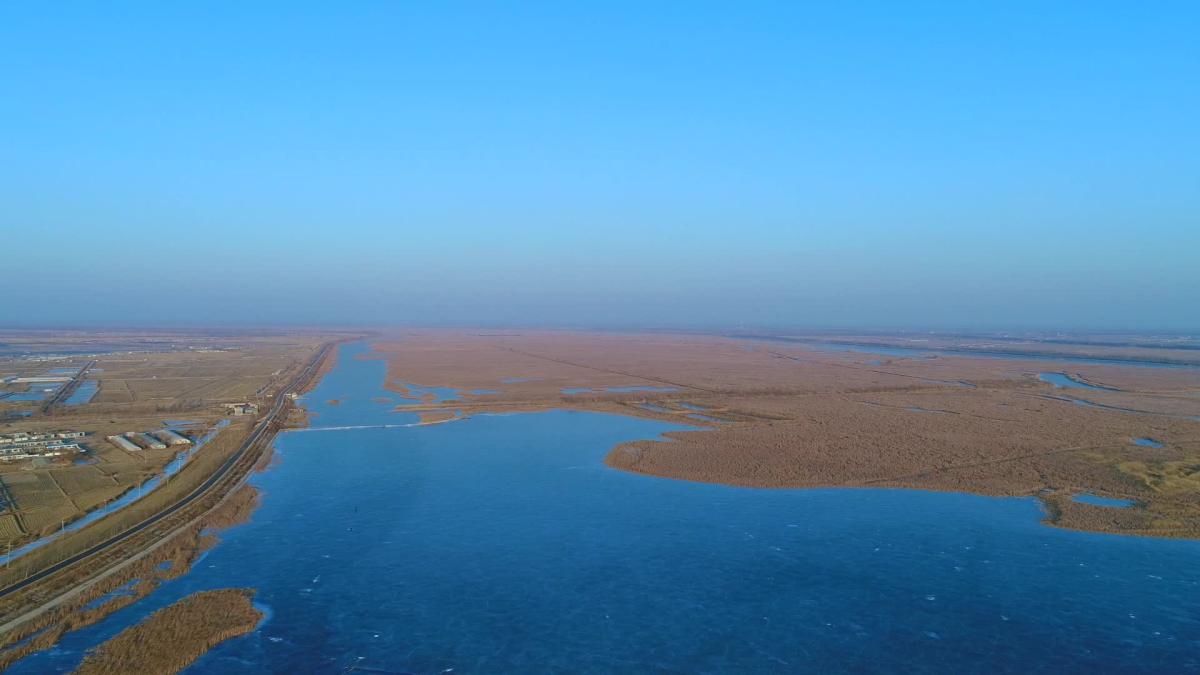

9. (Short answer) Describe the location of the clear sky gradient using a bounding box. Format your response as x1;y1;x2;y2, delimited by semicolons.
3;2;1197;330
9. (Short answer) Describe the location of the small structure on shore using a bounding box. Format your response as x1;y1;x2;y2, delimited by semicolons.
225;402;259;416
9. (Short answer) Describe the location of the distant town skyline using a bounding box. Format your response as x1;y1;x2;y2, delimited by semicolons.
3;2;1197;330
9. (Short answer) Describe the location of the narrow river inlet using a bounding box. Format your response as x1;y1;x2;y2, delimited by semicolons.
11;343;1200;673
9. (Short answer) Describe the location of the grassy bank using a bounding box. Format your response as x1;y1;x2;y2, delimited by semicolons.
73;588;262;674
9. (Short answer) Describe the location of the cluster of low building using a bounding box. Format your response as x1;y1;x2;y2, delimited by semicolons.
225;402;259;416
0;430;86;461
0;375;73;385
107;429;192;453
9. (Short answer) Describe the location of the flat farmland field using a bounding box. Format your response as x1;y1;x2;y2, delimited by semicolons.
45;467;117;496
88;339;323;409
3;473;65;511
49;467;128;512
0;515;22;541
18;505;77;539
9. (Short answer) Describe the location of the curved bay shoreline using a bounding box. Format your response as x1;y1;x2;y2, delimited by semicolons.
365;332;1200;539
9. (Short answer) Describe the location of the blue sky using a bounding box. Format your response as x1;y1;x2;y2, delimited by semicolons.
2;2;1197;330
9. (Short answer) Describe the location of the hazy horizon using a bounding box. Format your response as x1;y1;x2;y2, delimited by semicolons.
4;3;1198;331
1;319;1198;338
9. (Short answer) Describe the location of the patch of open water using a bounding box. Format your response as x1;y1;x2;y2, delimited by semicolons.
1038;372;1120;391
1072;494;1135;509
64;380;98;405
636;403;671;413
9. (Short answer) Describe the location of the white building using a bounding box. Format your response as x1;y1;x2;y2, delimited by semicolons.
107;435;143;453
152;429;192;446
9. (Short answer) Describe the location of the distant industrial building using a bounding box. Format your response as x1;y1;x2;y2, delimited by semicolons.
0;430;83;447
225;402;259;416
152;429;192;446
125;432;167;450
108;428;192;452
0;430;86;461
107;435;142;453
8;376;71;384
0;441;81;461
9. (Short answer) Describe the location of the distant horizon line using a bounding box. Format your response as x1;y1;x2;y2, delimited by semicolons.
0;323;1196;338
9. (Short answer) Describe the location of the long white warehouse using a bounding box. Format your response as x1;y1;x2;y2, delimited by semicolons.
152;429;192;446
107;435;142;453
125;432;167;450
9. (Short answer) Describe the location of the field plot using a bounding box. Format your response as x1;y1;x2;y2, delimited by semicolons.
4;473;66;510
87;380;132;405
49;467;127;512
87;339;321;412
45;468;115;496
94;457;171;490
0;514;22;540
4;473;74;537
19;505;77;538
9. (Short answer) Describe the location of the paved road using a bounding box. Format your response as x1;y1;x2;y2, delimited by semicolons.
0;343;332;600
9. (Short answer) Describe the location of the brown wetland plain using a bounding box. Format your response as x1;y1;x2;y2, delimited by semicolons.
366;331;1200;538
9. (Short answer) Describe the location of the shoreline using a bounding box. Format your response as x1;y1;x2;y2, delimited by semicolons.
73;588;263;674
290;373;1199;543
361;332;1200;540
602;442;1191;540
361;396;1196;541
